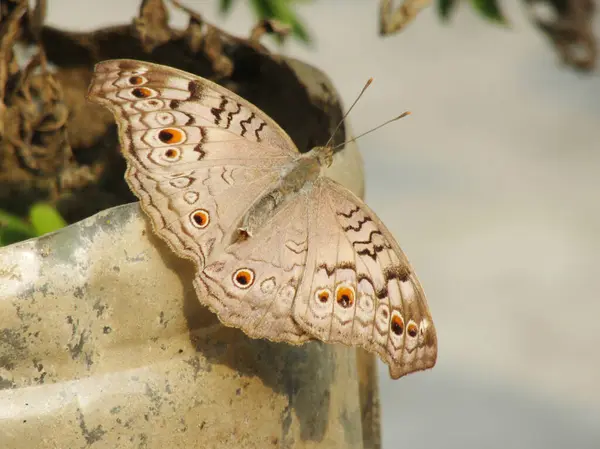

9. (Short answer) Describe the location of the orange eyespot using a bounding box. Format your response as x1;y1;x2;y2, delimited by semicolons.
129;76;145;85
233;268;254;289
158;128;185;144
316;289;330;303
132;87;152;98
407;321;418;338
190;209;209;228
164;148;179;160
391;314;404;336
335;285;355;308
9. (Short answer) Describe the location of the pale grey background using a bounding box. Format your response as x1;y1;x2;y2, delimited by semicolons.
47;1;600;447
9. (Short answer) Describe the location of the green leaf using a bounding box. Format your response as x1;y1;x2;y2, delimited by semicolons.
0;227;37;246
438;0;458;20
287;12;310;43
219;0;235;13
250;0;311;43
29;203;67;236
470;0;506;23
0;209;36;236
250;0;276;18
0;209;37;246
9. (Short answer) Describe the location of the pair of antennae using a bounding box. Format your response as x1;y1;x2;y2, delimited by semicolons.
324;78;411;151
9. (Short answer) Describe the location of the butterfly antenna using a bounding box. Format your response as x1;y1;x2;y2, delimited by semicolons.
325;77;374;148
331;111;411;151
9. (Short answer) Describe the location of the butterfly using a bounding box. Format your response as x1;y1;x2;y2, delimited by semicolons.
87;59;437;379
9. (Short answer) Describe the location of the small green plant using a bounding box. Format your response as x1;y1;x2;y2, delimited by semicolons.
0;203;67;246
219;0;312;42
439;0;506;23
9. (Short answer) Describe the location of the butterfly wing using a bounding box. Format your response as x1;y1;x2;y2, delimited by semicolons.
87;59;297;268
195;194;311;343
88;59;437;371
293;177;437;378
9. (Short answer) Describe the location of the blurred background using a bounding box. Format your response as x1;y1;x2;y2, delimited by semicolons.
9;0;600;447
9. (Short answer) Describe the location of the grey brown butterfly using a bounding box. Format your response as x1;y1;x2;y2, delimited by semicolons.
87;59;437;379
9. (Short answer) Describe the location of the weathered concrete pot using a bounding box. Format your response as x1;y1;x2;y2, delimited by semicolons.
0;63;379;448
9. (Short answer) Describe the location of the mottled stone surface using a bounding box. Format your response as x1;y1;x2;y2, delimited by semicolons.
0;135;375;448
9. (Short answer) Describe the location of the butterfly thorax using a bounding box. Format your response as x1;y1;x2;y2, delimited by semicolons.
236;147;330;240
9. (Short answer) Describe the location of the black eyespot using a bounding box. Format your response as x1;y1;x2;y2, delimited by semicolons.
407;322;418;338
316;289;330;303
335;286;355;308
158;128;184;144
391;314;404;336
233;269;255;289
129;76;144;85
190;209;210;228
132;87;152;98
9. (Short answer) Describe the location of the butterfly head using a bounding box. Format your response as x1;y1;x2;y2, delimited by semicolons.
312;145;334;168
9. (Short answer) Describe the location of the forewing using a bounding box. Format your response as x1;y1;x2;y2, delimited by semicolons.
87;59;298;267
